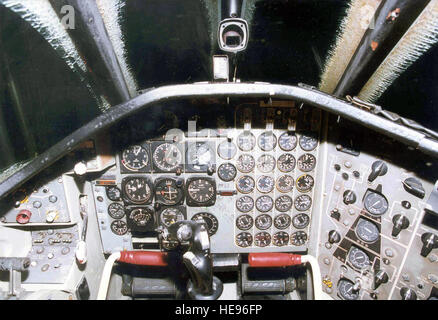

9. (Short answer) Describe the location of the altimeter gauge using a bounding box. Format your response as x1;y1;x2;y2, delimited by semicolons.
121;145;149;171
123;177;153;204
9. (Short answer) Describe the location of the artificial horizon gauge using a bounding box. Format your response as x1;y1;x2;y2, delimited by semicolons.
186;178;216;206
296;174;314;192
218;163;237;182
276;175;294;193
129;207;153;227
348;246;371;270
154;178;184;205
160;207;184;227
278;132;298;151
236;195;254;212
356;218;380;243
258;132;277;151
152;142;182;172
107;203;125;219
257;154;276;173
299;133;318;151
273;231;289;246
237;132;256;151
217;140;237;160
290;231;308;246
236;175;255;194
338;279;359;300
294;194;312;211
121;145;149;171
254;232;271;247
186;142;215;171
123;177;153;204
364;191;389;216
297;153;316;172
236;154;255;173
256;175;275;193
191;212;218;236
106;186;122;201
292;213;310;229
274;214;291;229
256;195;274;212
236;232;253;247
275;195;293;212
255;214;272;230
277;154;296;172
110;220;128;235
236;214;254;230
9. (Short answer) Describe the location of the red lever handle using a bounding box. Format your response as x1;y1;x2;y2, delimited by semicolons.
248;253;302;267
118;251;168;266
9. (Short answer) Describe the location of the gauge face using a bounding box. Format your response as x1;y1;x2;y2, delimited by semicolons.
364;192;389;216
273;232;290;246
292;213;310;229
296;174;314;192
257;154;276;173
236;154;255;173
108;203;125;219
290;231;308;246
256;175;275;193
217;140;237;160
121;145;149;171
236;175;255;194
276;175;294;193
236;232;253;247
153;143;182;172
187;142;214;171
297;153;316;172
255;214;272;230
254;232;271;247
236;214;254;231
218;163;237;182
348;247;371;270
160;207;184;227
123;177;153;204
356;218;380;243
256;195;274;212
110;220;128;235
274;214;291;229
237;132;256;151
236;196;254;213
258;132;277;151
277;154;296;172
155;178;184;205
129;207;154;227
299;133;318;151
338;279;359;300
186;178;216;205
192;212;219;236
275;195;293;212
294;194;312;211
106;186;122;201
279;132;298;151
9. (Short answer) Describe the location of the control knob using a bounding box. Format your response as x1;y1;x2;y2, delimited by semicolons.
328;230;341;244
368;161;388;182
373;270;389;289
391;215;409;237
420;232;438;257
343;190;357;205
400;287;417;300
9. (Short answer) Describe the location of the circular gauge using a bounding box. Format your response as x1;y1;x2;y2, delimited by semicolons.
108;203;125;219
155;178;184;205
191;212;219;236
338;279;359;300
236;154;255;173
297;154;316;172
160;207;184;227
254;232;271;247
187;142;214;170
218;163;237;182
236;232;253;247
236;196;254;213
290;231;308;246
236;215;253;231
121;145;149;171
258;132;277;151
276;175;294;193
348;247;371;270
110;220;128;235
256;195;274;212
129;207;154;227
237;132;256;151
123;177;153;204
153;143;182;172
256;175;275;193
279;132;298;151
257;154;276;173
296;174;314;192
292;213;310;229
273;232;289;246
217;140;237;160
274;214;291;229
364;192;389;216
275;195;293;212
277;154;296;172
356;218;380;243
255;214;272;230
187;178;216;205
236;176;255;194
294;194;312;211
106;186;121;201
299;133;318;151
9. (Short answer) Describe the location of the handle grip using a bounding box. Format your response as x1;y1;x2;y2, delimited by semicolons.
248;253;302;267
118;251;168;266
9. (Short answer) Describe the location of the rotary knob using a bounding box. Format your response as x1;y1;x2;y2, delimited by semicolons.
374;270;389;289
391;214;409;237
420;232;438;257
400;287;417;300
328;230;341;244
343;190;357;205
368;161;388;182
